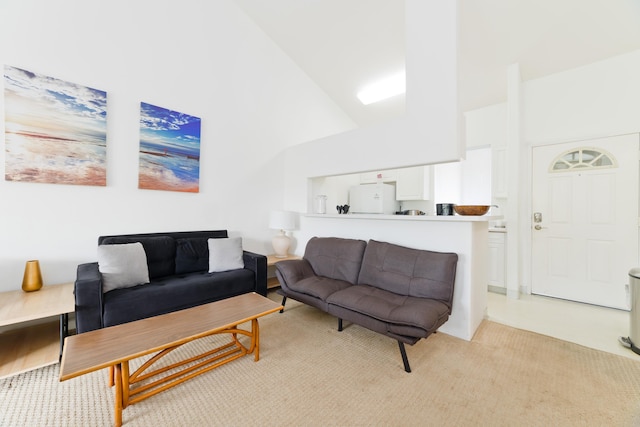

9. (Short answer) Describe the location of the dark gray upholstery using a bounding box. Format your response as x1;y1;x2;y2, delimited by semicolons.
357;239;457;304
102;269;255;328
75;230;267;333
303;237;367;284
275;237;366;312
287;276;353;305
276;236;458;371
327;285;452;338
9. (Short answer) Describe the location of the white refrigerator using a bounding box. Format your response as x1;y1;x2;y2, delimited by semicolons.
349;183;398;214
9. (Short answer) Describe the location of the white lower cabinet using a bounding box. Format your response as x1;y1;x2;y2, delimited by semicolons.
488;231;506;292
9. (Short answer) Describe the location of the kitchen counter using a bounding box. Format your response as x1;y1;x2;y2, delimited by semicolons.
306;213;503;222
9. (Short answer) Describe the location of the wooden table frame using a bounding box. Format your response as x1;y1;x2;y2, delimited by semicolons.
266;254;301;289
60;293;282;427
0;282;74;379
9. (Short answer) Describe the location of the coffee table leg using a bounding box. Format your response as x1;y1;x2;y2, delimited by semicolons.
122;361;130;409
109;366;115;387
59;313;68;361
114;363;123;427
253;319;260;361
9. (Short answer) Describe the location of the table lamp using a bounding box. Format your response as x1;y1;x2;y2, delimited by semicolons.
269;210;297;258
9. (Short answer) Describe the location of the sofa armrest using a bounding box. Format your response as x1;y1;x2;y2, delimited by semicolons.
243;251;267;296
74;262;105;334
275;259;316;289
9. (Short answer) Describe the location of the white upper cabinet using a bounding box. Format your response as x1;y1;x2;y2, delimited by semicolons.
396;166;431;201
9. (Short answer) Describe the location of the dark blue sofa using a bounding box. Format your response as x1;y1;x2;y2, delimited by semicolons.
74;230;267;334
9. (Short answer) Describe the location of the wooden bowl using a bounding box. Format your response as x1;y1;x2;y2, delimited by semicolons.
453;205;490;216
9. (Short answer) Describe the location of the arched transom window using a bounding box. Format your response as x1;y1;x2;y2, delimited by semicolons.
549;147;617;172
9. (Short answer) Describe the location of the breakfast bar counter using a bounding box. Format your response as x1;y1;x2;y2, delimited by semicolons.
306;213;503;222
296;213;502;341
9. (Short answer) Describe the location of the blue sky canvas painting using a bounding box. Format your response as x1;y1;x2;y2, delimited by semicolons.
3;65;107;185
139;102;201;193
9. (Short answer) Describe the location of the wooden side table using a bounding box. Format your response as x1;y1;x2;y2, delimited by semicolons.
266;254;302;289
0;282;75;379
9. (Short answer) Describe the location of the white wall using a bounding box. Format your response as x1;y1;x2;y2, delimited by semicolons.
464;103;508;219
460;148;491;205
518;50;640;294
311;173;360;216
463;50;640;296
465;103;507;149
433;162;461;205
0;0;356;291
282;0;462;215
524;50;640;145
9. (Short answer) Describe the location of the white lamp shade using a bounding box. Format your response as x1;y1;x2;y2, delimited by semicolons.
269;210;296;231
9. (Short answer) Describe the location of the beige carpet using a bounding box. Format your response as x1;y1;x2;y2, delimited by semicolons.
2;296;640;427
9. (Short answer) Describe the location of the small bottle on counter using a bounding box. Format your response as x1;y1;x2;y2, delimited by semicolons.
315;195;327;214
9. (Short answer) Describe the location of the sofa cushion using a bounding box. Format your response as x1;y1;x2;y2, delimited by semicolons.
357;240;457;304
327;285;451;334
208;237;244;272
303;237;367;284
101;235;176;279
97;242;150;293
102;269;255;328
287;275;353;301
175;238;209;274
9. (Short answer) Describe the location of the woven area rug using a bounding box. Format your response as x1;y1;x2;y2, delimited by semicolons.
2;296;640;426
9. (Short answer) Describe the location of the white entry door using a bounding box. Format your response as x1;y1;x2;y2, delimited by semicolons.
531;134;639;309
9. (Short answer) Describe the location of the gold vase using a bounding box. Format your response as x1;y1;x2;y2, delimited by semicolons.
21;260;43;292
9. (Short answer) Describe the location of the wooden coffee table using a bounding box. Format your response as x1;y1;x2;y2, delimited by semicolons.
60;292;282;427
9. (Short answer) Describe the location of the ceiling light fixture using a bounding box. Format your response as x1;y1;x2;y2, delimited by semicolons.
357;71;406;105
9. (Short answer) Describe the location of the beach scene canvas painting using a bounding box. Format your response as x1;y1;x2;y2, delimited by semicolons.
138;102;201;193
3;65;107;186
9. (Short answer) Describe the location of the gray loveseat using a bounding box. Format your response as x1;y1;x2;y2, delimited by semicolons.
74;230;267;334
275;237;458;372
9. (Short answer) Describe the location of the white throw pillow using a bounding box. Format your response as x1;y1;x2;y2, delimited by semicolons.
208;237;244;273
98;242;150;293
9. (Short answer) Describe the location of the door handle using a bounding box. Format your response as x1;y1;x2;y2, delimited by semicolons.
534;224;547;230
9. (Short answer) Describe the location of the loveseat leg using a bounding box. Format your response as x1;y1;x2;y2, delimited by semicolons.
398;341;411;373
338;318;343;331
280;296;287;313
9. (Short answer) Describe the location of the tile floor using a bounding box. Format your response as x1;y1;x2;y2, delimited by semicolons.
486;291;639;360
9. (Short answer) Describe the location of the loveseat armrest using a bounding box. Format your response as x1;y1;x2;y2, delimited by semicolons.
243;251;267;296
74;262;105;334
274;259;316;289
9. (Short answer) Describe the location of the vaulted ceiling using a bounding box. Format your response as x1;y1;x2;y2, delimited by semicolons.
234;0;640;128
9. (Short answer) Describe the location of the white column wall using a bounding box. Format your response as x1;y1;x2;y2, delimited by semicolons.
282;0;463;215
506;64;523;299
